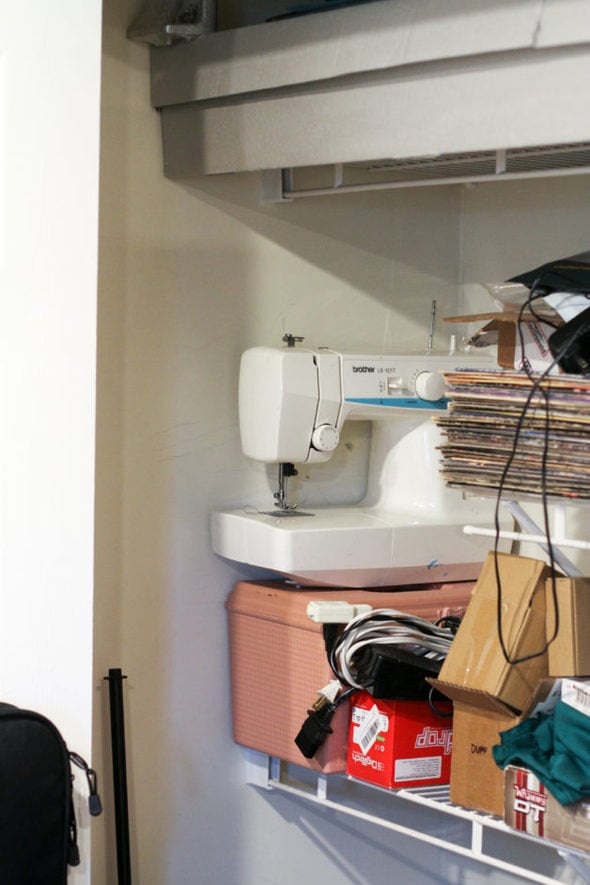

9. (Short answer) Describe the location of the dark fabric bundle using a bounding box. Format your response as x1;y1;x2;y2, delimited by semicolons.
493;700;590;806
509;250;590;294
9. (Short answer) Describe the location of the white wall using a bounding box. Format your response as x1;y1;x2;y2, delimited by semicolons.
459;176;590;314
459;175;590;576
0;2;102;882
95;3;589;884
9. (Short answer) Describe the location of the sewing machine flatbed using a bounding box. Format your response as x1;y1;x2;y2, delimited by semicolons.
211;503;498;588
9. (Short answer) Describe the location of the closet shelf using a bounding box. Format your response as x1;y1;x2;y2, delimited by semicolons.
244;750;590;884
151;0;590;180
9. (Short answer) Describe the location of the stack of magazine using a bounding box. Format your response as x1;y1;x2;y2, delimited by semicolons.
436;369;590;500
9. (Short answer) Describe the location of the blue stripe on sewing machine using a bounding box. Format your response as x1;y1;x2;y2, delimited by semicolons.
344;397;449;410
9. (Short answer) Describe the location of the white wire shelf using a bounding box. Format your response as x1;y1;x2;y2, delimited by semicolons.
244;750;590;884
463;498;590;577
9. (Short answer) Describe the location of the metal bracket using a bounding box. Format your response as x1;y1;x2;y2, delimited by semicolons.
259;169;293;203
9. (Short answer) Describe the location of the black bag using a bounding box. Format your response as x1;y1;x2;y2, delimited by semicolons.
0;703;102;885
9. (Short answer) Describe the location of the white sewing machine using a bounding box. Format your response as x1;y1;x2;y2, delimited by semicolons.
211;342;508;587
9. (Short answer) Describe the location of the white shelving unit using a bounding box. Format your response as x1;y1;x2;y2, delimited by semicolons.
239;496;590;883
244;749;590;884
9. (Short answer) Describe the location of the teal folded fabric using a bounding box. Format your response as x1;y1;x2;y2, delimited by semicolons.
492;700;590;805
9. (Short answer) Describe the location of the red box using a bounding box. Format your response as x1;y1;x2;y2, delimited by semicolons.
347;692;453;788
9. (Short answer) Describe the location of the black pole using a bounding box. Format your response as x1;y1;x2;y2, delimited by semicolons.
106;668;132;885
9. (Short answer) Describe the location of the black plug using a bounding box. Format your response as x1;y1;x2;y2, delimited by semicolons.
294;696;337;759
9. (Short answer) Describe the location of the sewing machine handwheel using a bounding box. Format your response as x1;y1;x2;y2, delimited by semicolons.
311;424;340;452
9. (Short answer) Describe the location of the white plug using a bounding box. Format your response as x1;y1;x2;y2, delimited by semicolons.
306;601;373;624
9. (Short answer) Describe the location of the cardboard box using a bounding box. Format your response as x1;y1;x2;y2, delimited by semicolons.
347;692;452;789
225;579;474;773
449;703;518;816
546;577;590;676
560;677;590;716
433;552;551;714
444;311;561;372
504;765;590;851
446;679;557;817
431;554;553;817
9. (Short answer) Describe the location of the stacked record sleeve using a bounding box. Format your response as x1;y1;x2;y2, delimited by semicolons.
435;369;590;500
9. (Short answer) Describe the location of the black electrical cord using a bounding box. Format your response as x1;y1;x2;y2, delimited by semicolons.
427;687;453;718
433;614;462;634
428;617;460;716
493;278;588;664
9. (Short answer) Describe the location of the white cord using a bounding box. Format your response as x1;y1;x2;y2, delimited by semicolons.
331;608;456;690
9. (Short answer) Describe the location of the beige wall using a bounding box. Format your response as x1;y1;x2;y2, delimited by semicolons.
460;175;590;314
95;3;590;883
95;2;465;882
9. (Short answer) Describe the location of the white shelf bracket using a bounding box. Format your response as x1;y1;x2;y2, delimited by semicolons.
495;148;507;174
471;819;484;858
243;748;273;789
259;168;293;203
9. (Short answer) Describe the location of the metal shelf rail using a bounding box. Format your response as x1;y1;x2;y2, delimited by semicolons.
244;749;590;884
464;499;590;578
